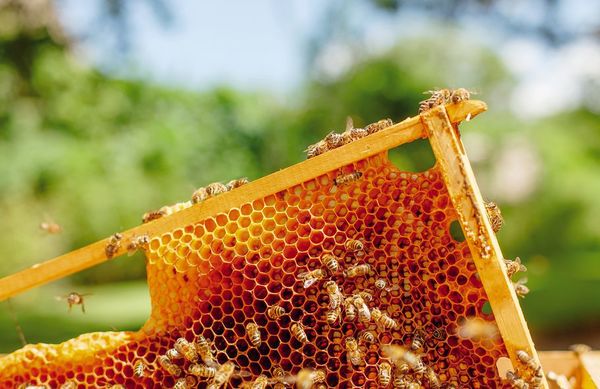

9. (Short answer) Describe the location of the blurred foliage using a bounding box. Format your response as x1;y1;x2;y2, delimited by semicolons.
1;0;600;351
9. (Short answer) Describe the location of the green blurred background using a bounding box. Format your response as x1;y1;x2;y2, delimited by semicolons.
1;0;599;353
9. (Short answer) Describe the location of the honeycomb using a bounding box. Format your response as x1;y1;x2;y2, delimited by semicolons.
0;152;512;388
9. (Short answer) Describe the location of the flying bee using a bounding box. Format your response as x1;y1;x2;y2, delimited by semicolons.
344;239;364;252
158;354;182;376
375;278;391;292
291;322;308;343
513;278;530;298
345;337;363;366
378;361;392;386
195;335;217;367
457;317;499;340
418;89;452;113
371;308;400;330
105;232;123;259
353;294;371;322
326;306;341;325
133;359;150;378
226;177;249;191
142;209;166;223
323;131;345;149
411;331;425;353
484;201;504;233
39;219;62;234
206;182;228;197
189;363;217;378
174;376;197;389
546;371;572;389
359;330;376;344
324;280;343;309
174;337;199;363
191;187;209;204
267;305;286;320
298;268;327;288
207;361;235;389
320;253;340;274
343;296;357;321
246;322;262;347
334;171;363;186
305;140;329;159
504;257;527;278
56;292;92;313
425;367;441;389
292;369;326;389
166;348;183;360
569;343;592;355
344;264;371;278
382;345;426;374
506;371;529;389
450;87;472;104
365;118;393;134
127;234;150;256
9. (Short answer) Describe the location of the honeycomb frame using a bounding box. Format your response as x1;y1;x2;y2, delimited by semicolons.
0;100;548;388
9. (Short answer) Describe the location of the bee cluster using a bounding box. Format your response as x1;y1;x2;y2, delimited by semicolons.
503;350;544;389
418;88;472;114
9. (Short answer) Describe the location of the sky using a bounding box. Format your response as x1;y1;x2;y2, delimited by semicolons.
56;0;600;119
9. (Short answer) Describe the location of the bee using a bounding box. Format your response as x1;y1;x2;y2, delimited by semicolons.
59;382;75;389
418;89;452;113
513;278;530;298
353;294;371;322
341;127;368;144
359;330;376;344
516;350;539;371
484;201;504;232
107;386;125;389
375;278;391;292
205;182;228;197
457;317;499;340
166;348;183;360
133;359;149;378
291;322;308;343
345;337;363;366
450;87;472;104
189;363;217;378
344;263;371;278
207;361;235;389
323;131;345;149
293;369;326;389
246;322;262;347
326;306;341;325
305;140;329;159
142;209;166;223
431;327;446;341
56;292;92;313
334;171;363;186
569;343;592;355
126;234;150;256
272;364;286;389
40;219;62;234
425;367;441;389
371;308;400;330
158;354;182;376
344;239;364;252
267;305;286;320
324;281;343;309
244;375;269;389
530;367;543;389
505;257;527;278
365;118;393;135
382;345;420;370
298;268;327;288
105;232;123;259
195;335;217;367
343;296;357;321
174;337;199;363
546;371;572;389
411;330;425;352
378;361;392;386
396;361;410;375
506;371;529;389
191;187;209;204
174;376;197;389
320;253;340;274
226;177;249;191
358;290;374;302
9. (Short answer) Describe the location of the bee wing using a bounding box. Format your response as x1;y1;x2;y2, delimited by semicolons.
233;369;253;378
517;277;528;285
55;295;66;301
303;278;317;288
345;116;354;131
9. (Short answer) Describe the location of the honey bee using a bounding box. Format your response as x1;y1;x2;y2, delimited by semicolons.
504;257;527;278
431;327;447;341
516;350;539;371
246;322;262;347
326;306;341;325
344;239;364;252
291;322;308;343
133;359;149;378
226;177;249;191
272;364;286;389
458;317;499;342
166;348;183;360
513;278;530;298
345;337;363;366
530;367;544;389
375;278;391;292
344;264;371;278
546;371;572;389
267;305;286;320
174;337;199;363
359;330;376;344
142;209;166;223
105;232;123;259
382;345;421;370
365;118;393;135
207;361;235;389
158;354;182;376
353;294;371;322
195;335;217;367
126;234;150;256
378;361;392;386
298;268;327;288
506;371;529;389
484;201;504;233
189;363;217;378
341;127;368;144
358;290;374;302
206;182;228;197
569;343;592;355
450;87;472;104
323;132;344;149
411;330;425;352
334;171;363;186
244;375;269;389
418;89;452;113
305;140;329;159
174;376;197;389
371;308;400;330
343;296;357;321
324;281;343;309
396;361;410;375
320;253;340;274
425;367;441;389
40;219;62;234
293;369;326;389
191;187;209;204
56;292;92;313
59;382;76;389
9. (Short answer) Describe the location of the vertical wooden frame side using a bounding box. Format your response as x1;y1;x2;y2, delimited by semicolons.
421;106;548;388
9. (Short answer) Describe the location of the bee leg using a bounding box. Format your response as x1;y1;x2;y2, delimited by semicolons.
81;303;85;314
